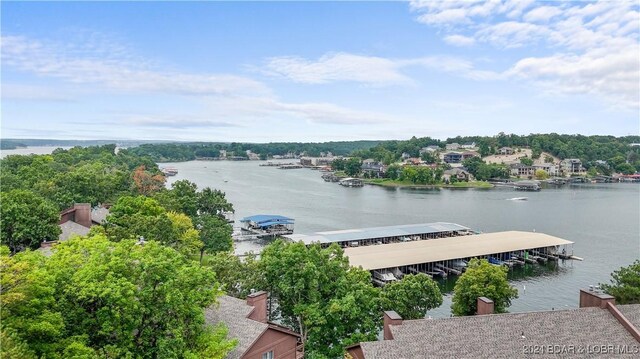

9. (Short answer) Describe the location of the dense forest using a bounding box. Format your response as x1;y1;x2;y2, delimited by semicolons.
127;141;383;161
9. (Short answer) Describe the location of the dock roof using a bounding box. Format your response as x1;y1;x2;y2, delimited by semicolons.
344;231;573;270
286;222;470;245
240;215;294;224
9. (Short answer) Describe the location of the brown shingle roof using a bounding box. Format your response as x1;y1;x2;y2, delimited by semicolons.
204;295;268;359
361;306;640;358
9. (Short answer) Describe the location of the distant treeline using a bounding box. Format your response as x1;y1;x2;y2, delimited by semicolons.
0;140;27;150
127;141;384;162
353;133;640;170
0;138;174;148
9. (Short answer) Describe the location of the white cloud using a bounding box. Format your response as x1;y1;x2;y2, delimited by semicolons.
476;21;550;48
263;53;413;86
524;6;562;22
443;34;476;46
1;35;269;96
409;0;640;109
264;53;500;85
201;95;393;126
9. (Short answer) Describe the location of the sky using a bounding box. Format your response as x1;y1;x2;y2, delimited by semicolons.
1;1;639;142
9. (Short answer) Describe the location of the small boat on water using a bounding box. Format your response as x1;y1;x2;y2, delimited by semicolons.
507;197;528;201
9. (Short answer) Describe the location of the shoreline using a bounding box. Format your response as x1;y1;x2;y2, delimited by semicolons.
363;179;494;189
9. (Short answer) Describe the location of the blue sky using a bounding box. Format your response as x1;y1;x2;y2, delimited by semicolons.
1;1;639;142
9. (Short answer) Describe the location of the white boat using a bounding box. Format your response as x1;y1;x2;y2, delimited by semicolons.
507;197;528;201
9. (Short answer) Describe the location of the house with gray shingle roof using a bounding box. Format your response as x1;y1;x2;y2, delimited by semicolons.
40;203;111;255
205;291;302;359
348;290;640;359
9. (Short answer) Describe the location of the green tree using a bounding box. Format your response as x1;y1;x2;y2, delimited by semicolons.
0;190;61;253
46;235;236;358
601;260;640;304
534;169;549;180
0;247;65;357
105;195;174;244
167;211;204;256
451;258;518;316
197;188;234;217
381;273;443;319
205;251;265;299
260;240;381;357
462;157;485;178
344;157;363;177
195;214;233;263
153;180;199;217
520;156;534;166
385;164;401;180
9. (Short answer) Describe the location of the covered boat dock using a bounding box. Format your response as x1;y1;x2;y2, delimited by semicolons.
239;214;295;238
343;231;575;285
285;222;475;248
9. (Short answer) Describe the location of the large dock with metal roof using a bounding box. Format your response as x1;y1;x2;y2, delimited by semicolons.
285;222;475;248
285;223;577;285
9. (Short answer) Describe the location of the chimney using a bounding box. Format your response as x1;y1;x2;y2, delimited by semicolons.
73;203;92;228
477;297;495;315
246;291;268;323
579;288;615;309
383;311;403;340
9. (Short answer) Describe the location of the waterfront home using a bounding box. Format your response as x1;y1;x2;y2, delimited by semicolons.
510;163;535;178
419;145;440;154
205;291;302;359
445;142;460;150
347;289;640;358
300;156;336;167
533;163;559;177
40;203;110;255
498;147;514;155
361;160;385;178
461;151;480;160
403;157;422;165
443;152;463;163
560;158;584;175
460;142;476;149
443;168;471;182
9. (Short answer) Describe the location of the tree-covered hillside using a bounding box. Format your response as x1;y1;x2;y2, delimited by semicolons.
127;141;383;162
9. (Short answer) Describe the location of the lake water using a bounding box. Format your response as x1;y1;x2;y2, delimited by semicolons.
163;159;640;317
0;146;72;158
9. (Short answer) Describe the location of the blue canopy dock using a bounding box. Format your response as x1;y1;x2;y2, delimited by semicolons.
239;214;295;238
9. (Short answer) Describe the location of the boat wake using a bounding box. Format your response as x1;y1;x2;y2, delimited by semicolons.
507;197;528;201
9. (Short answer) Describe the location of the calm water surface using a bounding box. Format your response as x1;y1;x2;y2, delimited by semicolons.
165;160;639;317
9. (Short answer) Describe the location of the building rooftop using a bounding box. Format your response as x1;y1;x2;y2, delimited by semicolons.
359;305;640;358
286;222;470;245
204;295;269;359
343;231;572;270
58;220;91;241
